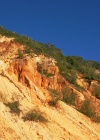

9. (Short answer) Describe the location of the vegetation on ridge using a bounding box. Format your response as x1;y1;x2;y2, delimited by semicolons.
0;26;100;88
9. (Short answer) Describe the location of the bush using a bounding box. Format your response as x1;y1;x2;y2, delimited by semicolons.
41;69;54;77
48;89;60;106
18;49;23;59
64;72;77;84
84;67;97;81
92;85;100;99
78;100;100;123
74;83;86;92
62;88;76;106
5;101;21;115
23;109;47;122
37;64;54;77
78;100;95;118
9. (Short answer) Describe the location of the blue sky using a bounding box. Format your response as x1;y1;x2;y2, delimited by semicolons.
0;0;100;62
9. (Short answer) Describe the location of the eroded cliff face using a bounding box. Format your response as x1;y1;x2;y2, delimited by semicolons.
0;36;100;140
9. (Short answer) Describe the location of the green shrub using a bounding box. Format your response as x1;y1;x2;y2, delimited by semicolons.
46;73;55;77
5;101;21;115
64;72;77;84
42;69;55;78
84;67;97;81
78;100;100;123
48;89;60;106
74;83;86;92
92;85;100;99
18;49;23;59
78;100;95;118
37;64;54;77
65;56;100;82
62;88;76;106
23;109;47;122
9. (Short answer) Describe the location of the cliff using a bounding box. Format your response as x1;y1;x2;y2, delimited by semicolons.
0;35;100;140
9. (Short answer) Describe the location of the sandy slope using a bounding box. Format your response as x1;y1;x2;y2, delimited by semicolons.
0;74;100;140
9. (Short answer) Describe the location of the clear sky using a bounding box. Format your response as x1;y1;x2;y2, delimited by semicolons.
0;0;100;62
